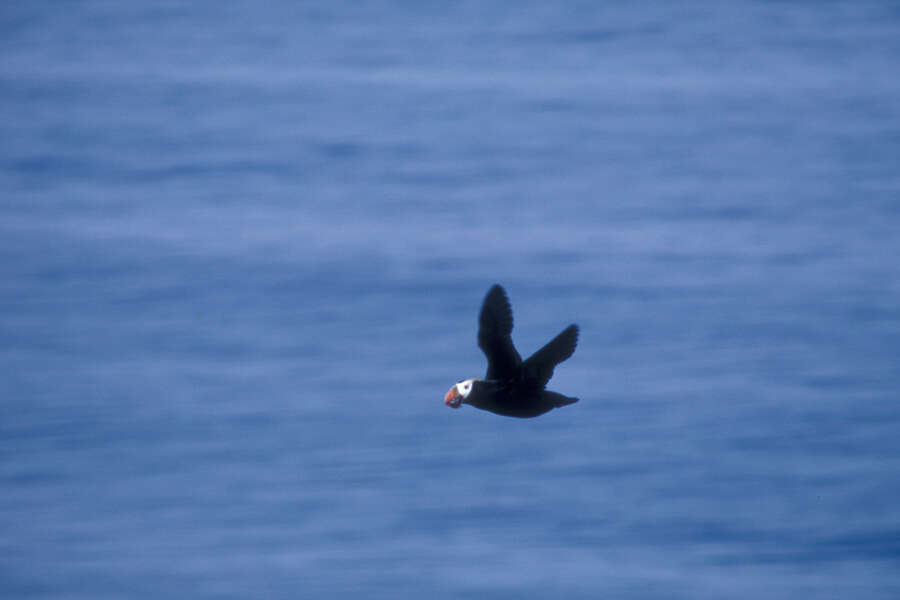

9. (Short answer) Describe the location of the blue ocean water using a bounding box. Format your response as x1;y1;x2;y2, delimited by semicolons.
2;2;899;598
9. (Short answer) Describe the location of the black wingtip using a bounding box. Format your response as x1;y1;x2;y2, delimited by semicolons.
553;324;579;363
485;285;511;316
565;324;579;348
486;284;506;300
480;284;514;335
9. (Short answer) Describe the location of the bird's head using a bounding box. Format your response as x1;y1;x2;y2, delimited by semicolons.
444;379;476;408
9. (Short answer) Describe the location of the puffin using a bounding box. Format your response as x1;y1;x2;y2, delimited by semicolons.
444;284;579;418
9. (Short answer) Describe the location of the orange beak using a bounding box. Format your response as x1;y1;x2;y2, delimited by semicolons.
444;386;462;408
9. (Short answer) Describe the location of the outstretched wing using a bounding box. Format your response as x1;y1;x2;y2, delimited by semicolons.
523;324;578;389
478;284;522;380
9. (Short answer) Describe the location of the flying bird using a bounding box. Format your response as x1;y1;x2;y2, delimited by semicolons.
444;284;579;418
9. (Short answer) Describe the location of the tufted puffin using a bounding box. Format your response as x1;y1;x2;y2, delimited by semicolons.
444;284;579;418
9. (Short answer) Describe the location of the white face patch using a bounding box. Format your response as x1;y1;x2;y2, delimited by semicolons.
456;379;475;398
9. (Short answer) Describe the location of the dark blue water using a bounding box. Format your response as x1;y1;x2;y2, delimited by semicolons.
2;2;899;598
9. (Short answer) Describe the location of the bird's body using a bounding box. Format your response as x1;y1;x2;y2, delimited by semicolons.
444;284;579;418
454;378;578;418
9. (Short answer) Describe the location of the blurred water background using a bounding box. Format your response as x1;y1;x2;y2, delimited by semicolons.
2;2;900;598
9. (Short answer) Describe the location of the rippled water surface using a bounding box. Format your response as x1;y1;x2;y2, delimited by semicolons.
2;2;899;598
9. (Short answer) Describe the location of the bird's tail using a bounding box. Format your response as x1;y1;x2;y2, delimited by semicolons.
543;391;579;408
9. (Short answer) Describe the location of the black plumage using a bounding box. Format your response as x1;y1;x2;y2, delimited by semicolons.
445;284;579;418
